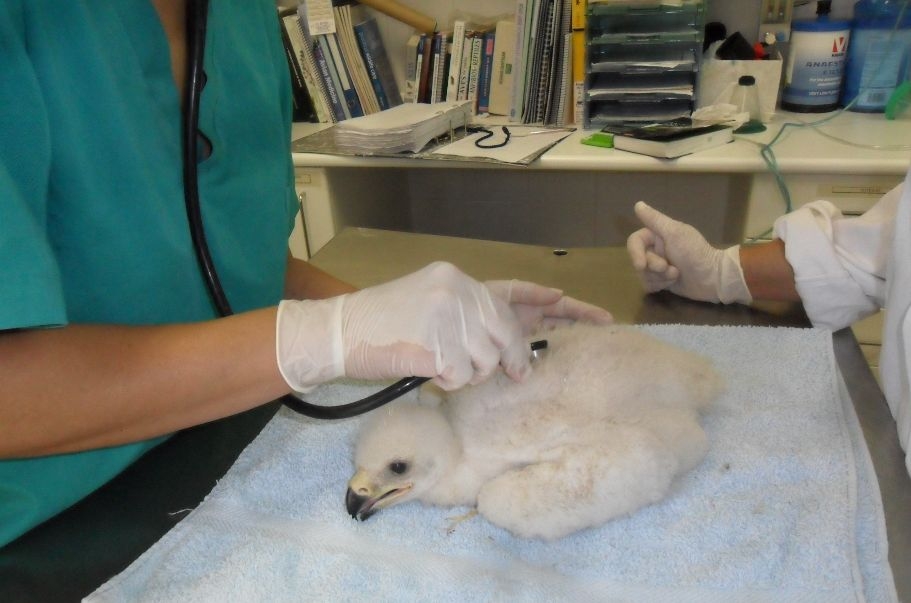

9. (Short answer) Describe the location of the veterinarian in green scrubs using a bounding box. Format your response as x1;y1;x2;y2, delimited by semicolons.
0;0;611;547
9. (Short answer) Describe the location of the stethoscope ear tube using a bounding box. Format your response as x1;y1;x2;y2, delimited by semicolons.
183;0;230;319
180;0;420;419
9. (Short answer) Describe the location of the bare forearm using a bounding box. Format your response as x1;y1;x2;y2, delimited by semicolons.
284;253;357;299
0;307;289;458
739;239;801;302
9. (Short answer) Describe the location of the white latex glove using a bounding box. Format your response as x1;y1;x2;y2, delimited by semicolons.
277;262;535;393
626;201;752;304
485;279;613;333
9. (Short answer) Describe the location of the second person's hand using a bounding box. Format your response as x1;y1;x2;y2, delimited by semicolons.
626;201;752;304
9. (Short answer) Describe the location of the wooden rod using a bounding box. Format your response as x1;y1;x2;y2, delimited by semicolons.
357;0;437;33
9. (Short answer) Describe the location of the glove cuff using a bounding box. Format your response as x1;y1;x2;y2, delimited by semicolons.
275;297;346;393
717;245;754;305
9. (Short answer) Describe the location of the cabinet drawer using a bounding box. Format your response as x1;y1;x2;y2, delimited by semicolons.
744;174;902;239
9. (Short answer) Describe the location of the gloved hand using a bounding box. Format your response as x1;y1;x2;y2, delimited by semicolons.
626;201;752;304
276;262;575;393
485;279;613;333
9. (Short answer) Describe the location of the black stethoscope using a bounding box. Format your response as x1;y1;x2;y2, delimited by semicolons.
181;0;427;419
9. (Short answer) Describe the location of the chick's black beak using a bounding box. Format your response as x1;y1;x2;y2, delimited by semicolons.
346;487;375;521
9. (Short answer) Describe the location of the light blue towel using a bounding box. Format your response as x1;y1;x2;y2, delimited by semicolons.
86;326;896;603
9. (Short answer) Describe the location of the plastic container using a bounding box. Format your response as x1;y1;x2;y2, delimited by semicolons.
842;0;911;112
781;1;851;112
731;75;767;133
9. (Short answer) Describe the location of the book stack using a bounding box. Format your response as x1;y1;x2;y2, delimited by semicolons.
400;2;572;127
403;31;454;107
278;3;402;124
404;23;497;115
436;21;495;114
509;0;574;126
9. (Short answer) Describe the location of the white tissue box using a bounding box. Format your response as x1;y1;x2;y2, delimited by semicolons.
697;54;783;123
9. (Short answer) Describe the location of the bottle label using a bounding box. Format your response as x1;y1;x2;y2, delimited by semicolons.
783;29;850;106
845;29;911;110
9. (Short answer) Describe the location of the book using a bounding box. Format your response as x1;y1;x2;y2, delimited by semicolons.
415;31;434;103
446;20;469;102
297;6;346;122
521;0;546;123
509;0;533;121
610;122;735;159
543;0;571;126
413;34;427;103
530;0;557;123
488;20;516;116
353;13;402;110
325;32;364;118
456;31;475;101
553;32;572;126
277;9;317;122
476;30;497;114
465;33;484;114
429;31;448;104
509;0;531;123
283;10;334;123
334;4;380;115
317;35;353;119
403;33;421;103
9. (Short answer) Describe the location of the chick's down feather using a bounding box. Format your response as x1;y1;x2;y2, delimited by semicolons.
346;323;722;540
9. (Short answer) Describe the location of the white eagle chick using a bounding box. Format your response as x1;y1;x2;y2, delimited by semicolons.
346;323;722;540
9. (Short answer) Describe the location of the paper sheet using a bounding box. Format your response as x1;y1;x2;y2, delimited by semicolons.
428;126;574;164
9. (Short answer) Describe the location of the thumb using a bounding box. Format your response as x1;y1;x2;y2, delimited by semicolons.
633;201;677;236
499;337;532;383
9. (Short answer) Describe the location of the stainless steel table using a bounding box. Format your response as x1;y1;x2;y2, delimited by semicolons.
1;227;907;602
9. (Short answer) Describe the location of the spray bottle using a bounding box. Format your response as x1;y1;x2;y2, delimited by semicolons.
781;0;851;112
842;0;911;112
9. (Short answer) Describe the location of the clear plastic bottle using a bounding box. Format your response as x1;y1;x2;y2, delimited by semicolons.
730;75;767;133
842;0;911;112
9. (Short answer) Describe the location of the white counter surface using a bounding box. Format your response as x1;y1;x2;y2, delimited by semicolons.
292;110;911;175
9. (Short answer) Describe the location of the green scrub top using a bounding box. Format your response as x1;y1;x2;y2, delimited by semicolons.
0;1;298;546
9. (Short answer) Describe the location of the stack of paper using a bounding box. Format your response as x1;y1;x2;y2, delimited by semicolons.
333;101;472;154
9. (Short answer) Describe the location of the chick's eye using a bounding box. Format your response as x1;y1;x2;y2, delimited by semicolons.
389;461;408;475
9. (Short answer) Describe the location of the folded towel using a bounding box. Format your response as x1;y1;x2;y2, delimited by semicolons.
86;326;896;603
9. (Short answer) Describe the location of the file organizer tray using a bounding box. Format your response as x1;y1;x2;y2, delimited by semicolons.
584;0;705;128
